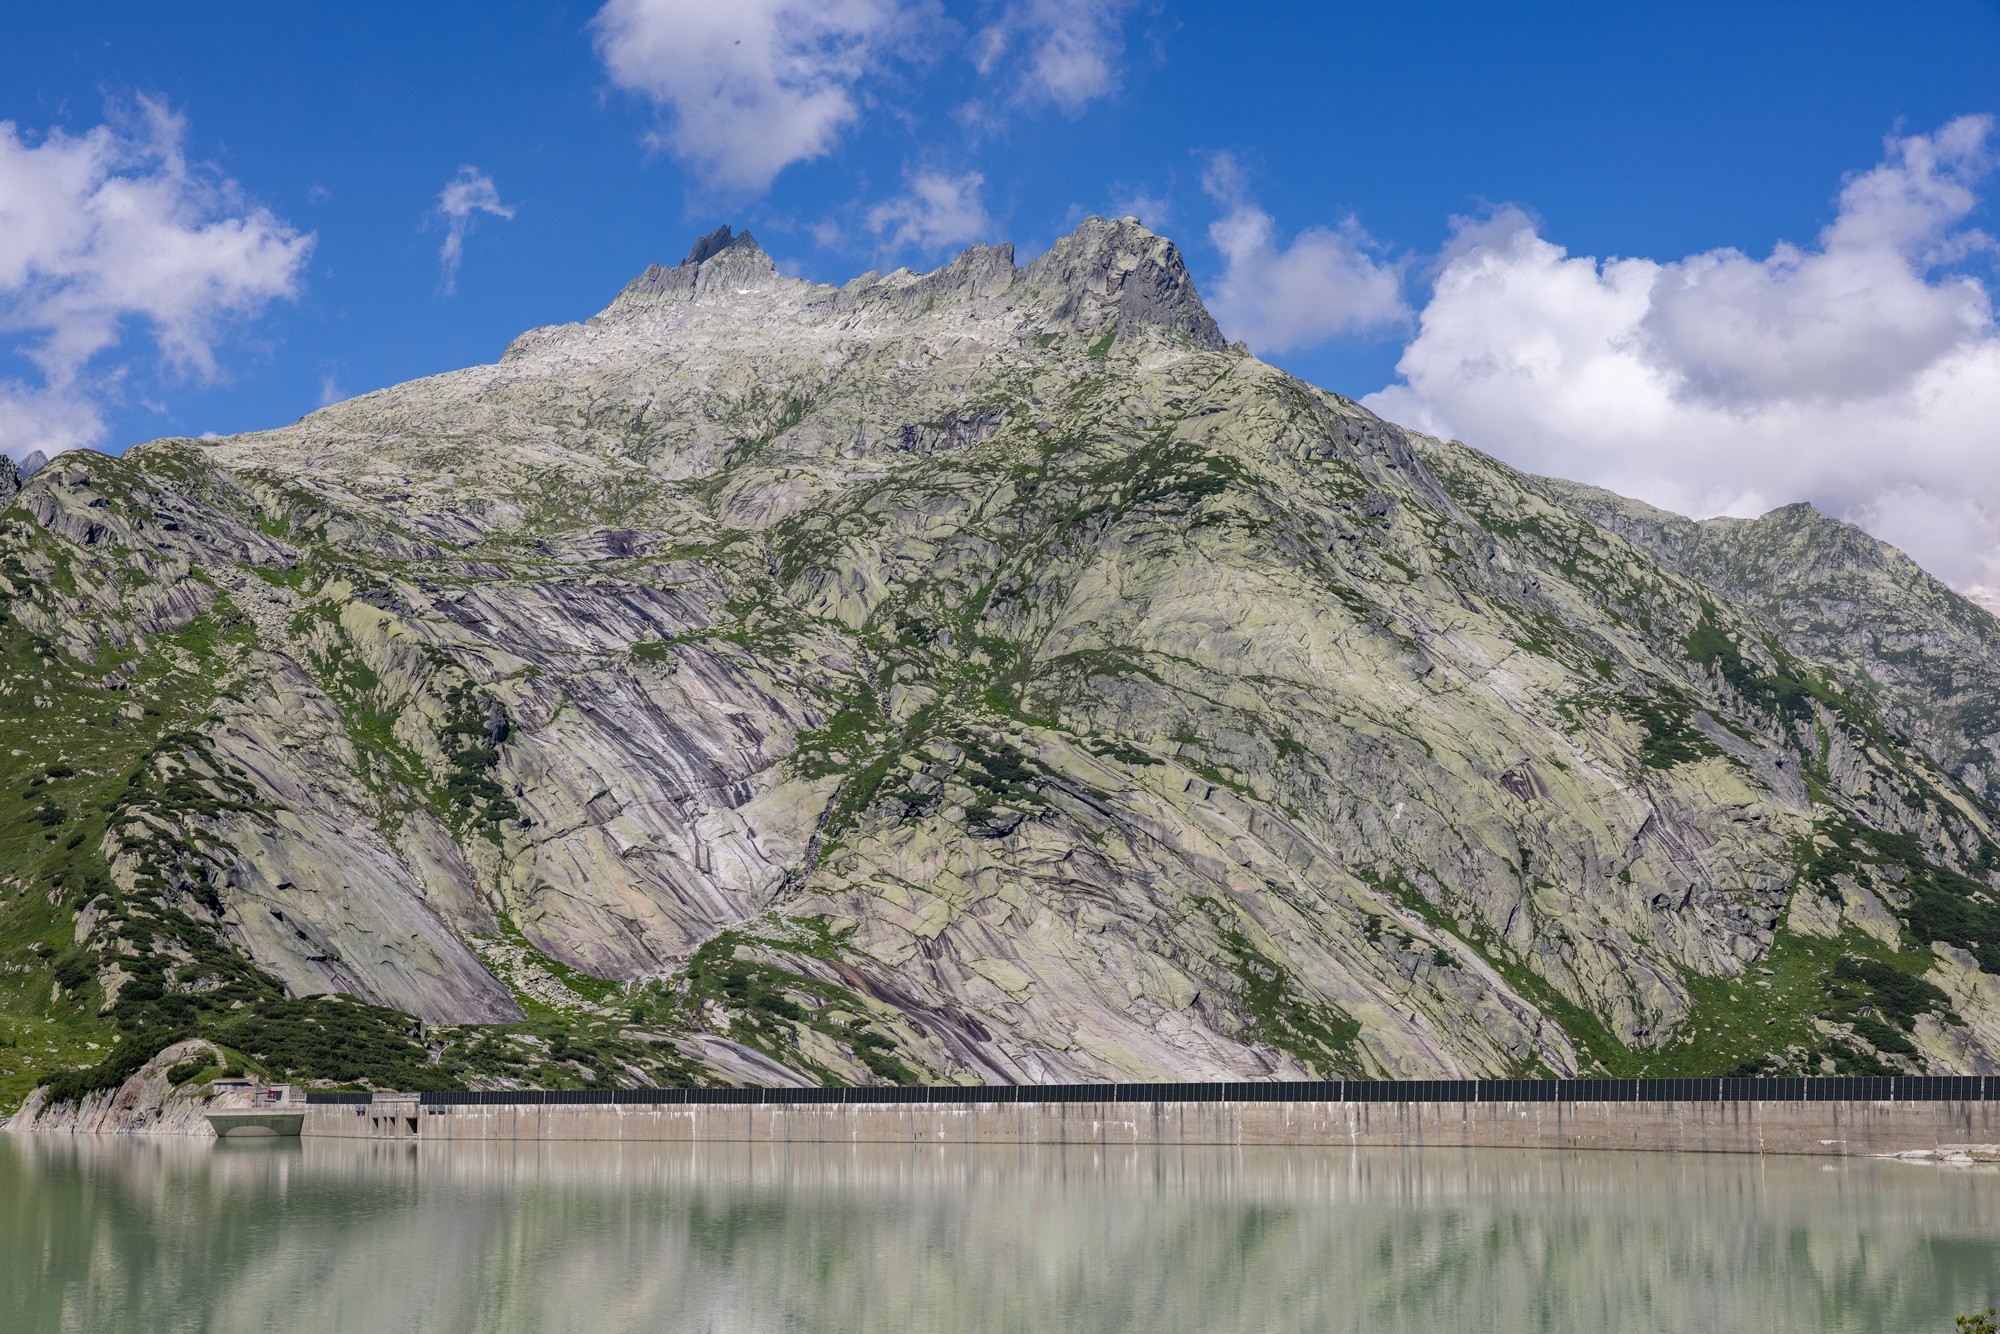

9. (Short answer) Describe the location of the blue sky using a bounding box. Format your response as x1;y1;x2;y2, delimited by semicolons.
5;1;2000;588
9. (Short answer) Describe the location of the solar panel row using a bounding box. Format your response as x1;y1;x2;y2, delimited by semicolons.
301;1076;2000;1107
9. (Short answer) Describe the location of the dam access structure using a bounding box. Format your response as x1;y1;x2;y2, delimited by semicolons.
296;1077;2000;1158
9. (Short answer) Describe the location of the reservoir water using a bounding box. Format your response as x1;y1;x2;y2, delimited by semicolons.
2;1134;1995;1332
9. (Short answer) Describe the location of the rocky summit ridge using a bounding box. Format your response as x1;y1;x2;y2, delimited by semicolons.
600;218;1225;351
1;217;1998;1106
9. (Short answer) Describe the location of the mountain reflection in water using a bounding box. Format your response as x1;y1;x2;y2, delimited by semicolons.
2;1135;1995;1333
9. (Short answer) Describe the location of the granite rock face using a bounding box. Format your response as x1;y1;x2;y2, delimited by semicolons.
4;1038;226;1134
4;219;1999;1090
1550;483;2000;808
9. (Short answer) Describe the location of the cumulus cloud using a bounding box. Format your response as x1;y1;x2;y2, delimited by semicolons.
1203;155;1409;353
1365;116;2000;592
434;167;514;294
591;0;935;194
0;98;313;461
972;0;1140;113
866;169;991;254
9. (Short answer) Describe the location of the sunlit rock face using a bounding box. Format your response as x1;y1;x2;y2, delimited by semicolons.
6;218;2000;1085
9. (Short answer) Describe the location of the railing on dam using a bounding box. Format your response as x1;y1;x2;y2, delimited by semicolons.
302;1076;2000;1107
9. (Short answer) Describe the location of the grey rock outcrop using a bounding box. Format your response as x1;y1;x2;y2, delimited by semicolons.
4;1040;227;1135
1020;215;1227;348
604;216;1223;350
612;226;782;308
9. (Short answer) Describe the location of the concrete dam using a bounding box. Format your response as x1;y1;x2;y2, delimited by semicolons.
297;1078;2000;1158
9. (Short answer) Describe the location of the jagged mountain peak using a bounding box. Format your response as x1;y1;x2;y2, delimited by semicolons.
593;215;1223;351
680;224;763;267
1020;215;1225;350
608;224;782;309
0;449;49;502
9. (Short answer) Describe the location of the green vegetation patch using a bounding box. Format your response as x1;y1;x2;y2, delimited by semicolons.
166;1055;219;1086
213;996;454;1089
1371;845;1972;1078
1807;819;2000;972
36;1031;182;1107
1647;911;1965;1079
435;683;523;840
1618;689;1723;771
1199;899;1362;1077
0;594;270;1108
669;917;929;1085
1684;611;1818;724
494;916;625;1011
954;735;1050;829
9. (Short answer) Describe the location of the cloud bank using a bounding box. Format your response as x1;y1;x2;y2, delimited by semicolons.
435;167;514;294
0;99;313;461
1203;154;1409;353
1363;117;2000;595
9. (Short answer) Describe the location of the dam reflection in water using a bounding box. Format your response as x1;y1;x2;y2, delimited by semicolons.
2;1135;1996;1333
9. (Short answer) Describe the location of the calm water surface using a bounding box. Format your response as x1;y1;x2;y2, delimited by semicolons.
1;1134;1995;1332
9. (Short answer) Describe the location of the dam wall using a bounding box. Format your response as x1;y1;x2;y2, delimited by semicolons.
304;1078;2000;1157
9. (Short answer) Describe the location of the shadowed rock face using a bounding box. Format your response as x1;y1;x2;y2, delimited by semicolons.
680;225;750;267
4;217;2000;1089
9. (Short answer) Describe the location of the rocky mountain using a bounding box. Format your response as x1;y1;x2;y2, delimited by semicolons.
1549;483;2000;806
3;218;1998;1106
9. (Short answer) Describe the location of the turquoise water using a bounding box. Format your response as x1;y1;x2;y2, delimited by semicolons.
1;1135;1995;1332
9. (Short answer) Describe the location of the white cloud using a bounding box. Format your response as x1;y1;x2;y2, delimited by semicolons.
866;169;991;255
1640;118;1991;407
591;0;935;194
1202;155;1409;353
0;383;102;462
1365;116;2000;591
434;167;514;294
1105;184;1170;229
0;98;312;462
972;0;1140;113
